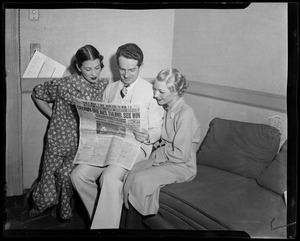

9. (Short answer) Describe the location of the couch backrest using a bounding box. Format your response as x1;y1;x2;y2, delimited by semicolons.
256;140;287;195
197;117;281;178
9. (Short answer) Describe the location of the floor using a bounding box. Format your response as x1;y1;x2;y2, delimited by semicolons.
3;192;93;237
2;192;151;238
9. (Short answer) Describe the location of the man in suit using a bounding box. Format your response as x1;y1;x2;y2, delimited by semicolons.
71;43;164;229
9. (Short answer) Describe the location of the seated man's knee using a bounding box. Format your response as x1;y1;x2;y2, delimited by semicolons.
100;166;127;185
71;165;99;185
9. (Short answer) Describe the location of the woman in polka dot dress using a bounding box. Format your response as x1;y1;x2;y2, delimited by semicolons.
29;45;109;222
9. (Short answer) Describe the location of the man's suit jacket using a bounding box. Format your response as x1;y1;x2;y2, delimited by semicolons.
102;77;164;158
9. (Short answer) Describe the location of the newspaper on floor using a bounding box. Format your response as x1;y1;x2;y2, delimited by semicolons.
73;98;141;170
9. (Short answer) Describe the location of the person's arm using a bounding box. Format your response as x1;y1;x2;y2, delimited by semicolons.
31;78;61;118
31;93;52;119
146;98;164;143
133;97;164;144
164;109;200;164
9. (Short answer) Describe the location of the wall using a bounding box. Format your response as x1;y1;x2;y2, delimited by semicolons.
172;3;287;144
20;9;175;79
172;3;287;95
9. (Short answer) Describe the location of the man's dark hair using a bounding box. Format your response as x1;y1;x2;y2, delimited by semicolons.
116;43;144;67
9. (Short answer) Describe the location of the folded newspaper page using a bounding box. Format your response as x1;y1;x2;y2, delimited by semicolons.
23;51;66;78
73;98;141;170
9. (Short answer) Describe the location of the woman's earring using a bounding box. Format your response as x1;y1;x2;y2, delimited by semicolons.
76;64;81;73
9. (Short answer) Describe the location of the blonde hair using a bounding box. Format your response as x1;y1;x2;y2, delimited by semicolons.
155;68;188;96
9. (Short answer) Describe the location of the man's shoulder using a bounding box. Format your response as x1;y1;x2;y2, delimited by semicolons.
104;80;120;91
136;77;153;89
108;80;121;87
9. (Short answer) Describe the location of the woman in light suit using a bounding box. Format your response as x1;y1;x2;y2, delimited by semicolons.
123;68;201;221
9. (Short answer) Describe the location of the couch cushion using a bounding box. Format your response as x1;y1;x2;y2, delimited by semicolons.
197;118;281;178
149;165;286;238
256;140;287;195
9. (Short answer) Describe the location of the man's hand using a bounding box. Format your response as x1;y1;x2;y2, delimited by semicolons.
133;128;150;143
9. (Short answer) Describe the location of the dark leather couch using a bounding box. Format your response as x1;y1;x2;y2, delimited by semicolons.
122;118;287;238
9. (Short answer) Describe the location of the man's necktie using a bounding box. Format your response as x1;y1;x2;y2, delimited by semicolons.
121;84;129;98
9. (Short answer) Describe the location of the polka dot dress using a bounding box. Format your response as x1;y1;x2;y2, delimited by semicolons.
31;73;109;219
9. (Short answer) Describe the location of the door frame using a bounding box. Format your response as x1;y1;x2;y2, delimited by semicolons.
5;8;23;196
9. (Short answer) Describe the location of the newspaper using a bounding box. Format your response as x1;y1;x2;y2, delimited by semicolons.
73;98;141;170
23;51;66;78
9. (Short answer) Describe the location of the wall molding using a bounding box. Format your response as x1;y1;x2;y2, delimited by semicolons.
22;78;57;93
186;80;287;113
21;78;287;113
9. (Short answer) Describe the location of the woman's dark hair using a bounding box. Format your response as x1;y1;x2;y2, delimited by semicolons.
75;45;104;69
116;43;144;67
